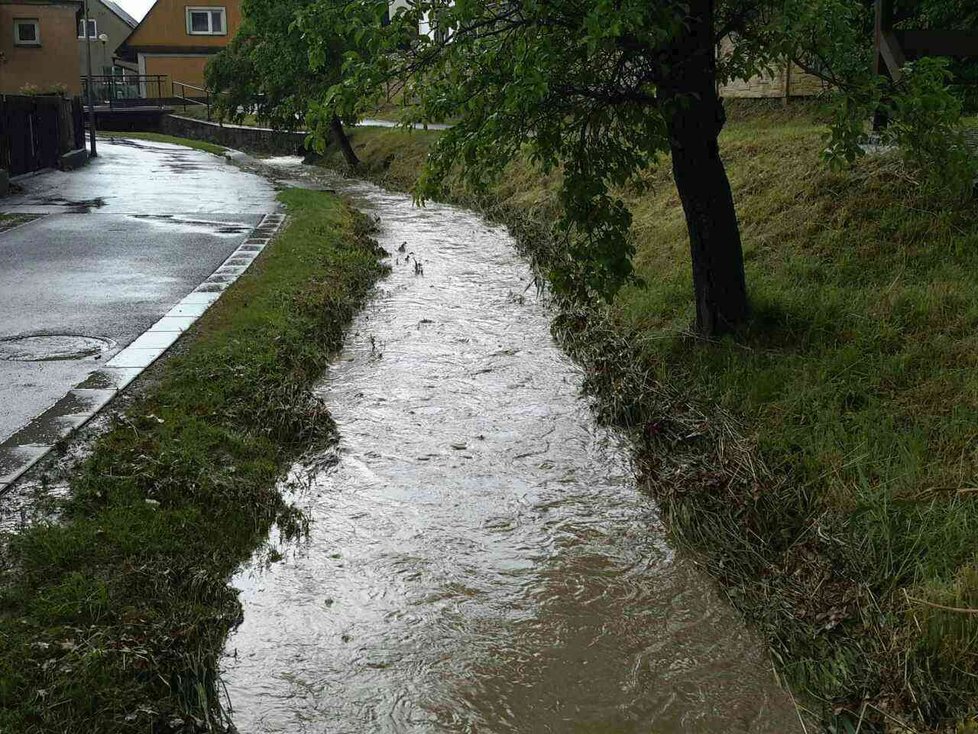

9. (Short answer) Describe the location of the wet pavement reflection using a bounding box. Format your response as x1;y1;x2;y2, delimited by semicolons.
221;159;803;733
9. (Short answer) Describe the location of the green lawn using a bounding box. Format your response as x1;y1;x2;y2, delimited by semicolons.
0;190;388;732
106;131;228;156
317;114;978;731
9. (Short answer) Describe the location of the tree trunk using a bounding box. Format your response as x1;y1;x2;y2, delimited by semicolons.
330;115;359;168
657;0;749;336
668;109;749;336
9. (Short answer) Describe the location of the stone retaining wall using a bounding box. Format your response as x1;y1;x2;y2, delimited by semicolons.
720;63;828;99
160;114;309;156
717;39;827;100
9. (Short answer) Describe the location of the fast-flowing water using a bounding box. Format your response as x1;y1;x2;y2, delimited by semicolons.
220;159;803;733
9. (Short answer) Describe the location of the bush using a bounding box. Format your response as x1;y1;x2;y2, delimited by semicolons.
825;58;977;202
886;58;977;201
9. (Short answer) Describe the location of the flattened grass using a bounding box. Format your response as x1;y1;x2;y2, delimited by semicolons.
0;189;388;733
324;115;978;729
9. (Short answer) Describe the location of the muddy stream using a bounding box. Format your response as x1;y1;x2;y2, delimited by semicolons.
220;158;803;733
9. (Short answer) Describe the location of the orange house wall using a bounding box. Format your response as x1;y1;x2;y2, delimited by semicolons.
143;55;211;94
126;0;242;49
0;4;83;95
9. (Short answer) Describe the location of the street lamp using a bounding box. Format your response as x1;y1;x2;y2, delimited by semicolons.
83;0;97;157
99;34;109;85
98;33;110;109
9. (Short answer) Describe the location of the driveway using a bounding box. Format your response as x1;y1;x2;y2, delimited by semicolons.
0;138;277;469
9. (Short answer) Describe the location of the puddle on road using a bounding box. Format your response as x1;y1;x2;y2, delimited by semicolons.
36;195;106;214
128;214;253;235
220;160;803;733
0;333;115;362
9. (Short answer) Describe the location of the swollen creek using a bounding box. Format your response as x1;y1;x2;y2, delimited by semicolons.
220;158;804;733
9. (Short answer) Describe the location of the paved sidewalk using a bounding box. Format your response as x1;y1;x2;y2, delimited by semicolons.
0;139;278;488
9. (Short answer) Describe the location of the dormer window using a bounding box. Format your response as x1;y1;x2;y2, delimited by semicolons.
186;7;226;35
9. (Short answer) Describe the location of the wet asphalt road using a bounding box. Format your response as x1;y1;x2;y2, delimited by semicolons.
0;138;276;443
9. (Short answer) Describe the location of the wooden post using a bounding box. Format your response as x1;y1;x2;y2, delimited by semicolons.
874;0;893;77
872;0;899;130
782;60;791;107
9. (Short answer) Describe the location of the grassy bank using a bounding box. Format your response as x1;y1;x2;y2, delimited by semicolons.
316;113;978;731
105;131;228;156
0;189;388;732
0;214;38;233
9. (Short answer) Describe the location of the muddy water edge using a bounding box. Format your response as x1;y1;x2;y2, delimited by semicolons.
220;157;804;733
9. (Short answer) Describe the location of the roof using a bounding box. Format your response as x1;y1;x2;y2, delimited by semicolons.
102;0;138;28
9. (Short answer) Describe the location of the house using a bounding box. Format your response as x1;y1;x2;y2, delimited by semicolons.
77;0;138;78
0;0;83;95
119;0;241;97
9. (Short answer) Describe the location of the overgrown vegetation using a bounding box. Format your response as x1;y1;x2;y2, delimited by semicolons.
0;189;388;733
105;132;228;156
312;110;978;731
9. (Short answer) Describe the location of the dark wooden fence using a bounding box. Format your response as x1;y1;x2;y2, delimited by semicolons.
0;95;85;177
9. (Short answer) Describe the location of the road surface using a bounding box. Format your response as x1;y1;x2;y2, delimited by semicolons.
0;138;276;479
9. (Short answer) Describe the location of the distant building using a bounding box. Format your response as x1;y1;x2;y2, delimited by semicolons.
387;0;442;40
720;63;827;100
0;0;83;95
119;0;242;97
718;40;827;100
77;0;138;78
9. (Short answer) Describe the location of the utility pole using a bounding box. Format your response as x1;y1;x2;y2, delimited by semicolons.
83;0;97;157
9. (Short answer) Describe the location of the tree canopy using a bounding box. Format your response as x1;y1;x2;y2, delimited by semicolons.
290;0;975;334
205;0;361;165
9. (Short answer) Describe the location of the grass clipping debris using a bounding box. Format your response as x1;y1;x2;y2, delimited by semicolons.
321;108;978;732
0;189;388;733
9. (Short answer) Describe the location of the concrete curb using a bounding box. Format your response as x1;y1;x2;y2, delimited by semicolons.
0;211;286;497
59;148;90;171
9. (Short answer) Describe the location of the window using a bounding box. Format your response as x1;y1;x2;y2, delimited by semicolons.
186;7;226;35
13;19;40;46
78;19;97;39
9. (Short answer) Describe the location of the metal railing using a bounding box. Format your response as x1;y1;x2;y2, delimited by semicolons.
173;80;212;121
81;75;169;109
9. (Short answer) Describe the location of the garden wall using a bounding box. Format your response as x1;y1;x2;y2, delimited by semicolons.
160;114;309;156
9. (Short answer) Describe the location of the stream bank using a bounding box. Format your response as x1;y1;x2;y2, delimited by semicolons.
298;118;978;733
302;118;978;732
220;157;803;732
0;189;388;733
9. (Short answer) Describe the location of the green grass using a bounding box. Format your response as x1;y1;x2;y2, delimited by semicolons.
0;214;40;232
614;121;978;728
0;189;388;732
314;115;978;731
107;131;229;156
